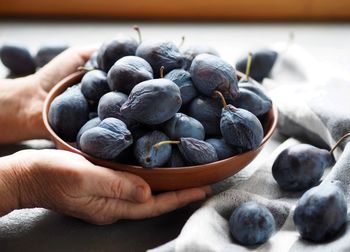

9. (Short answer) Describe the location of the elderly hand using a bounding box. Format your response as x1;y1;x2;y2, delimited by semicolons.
0;149;210;224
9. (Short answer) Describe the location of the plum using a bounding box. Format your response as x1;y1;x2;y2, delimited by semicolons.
167;148;186;167
164;69;198;104
136;41;184;77
190;54;238;100
229;201;275;245
272;144;335;191
35;44;68;67
294;181;347;242
236;49;278;82
81;70;110;102
0;43;36;75
206;138;240;160
76;117;101;148
182;44;219;70
120;79;182;125
48;85;89;142
97;91;135;126
80;118;133;160
216;91;264;151
187;96;222;136
163;113;205;140
85;51;99;69
97;35;138;72
107;56;153;94
134;131;172;168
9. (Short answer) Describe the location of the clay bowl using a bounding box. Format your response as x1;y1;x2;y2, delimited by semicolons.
43;71;277;191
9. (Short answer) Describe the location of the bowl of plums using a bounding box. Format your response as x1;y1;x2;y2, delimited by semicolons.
43;27;277;191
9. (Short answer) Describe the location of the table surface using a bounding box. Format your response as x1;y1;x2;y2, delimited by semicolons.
0;21;350;252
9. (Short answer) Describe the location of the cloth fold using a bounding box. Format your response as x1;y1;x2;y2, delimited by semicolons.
150;45;350;252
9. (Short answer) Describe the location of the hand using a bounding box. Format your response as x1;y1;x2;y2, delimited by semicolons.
7;149;210;224
0;46;96;143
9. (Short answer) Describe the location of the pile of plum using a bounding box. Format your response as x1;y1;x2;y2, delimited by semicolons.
48;27;272;168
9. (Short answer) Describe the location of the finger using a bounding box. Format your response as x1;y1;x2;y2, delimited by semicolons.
118;186;211;219
84;166;152;203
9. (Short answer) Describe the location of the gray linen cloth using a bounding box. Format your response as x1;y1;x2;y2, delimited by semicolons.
150;44;350;252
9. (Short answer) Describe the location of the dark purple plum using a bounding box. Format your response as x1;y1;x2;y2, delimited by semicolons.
48;85;89;142
294;180;347;242
182;44;220;70
76;117;101;148
187;96;222;136
81;70;110;103
178;137;218;165
272;144;334;191
97;35;138;72
236;49;278;82
206;138;240;160
229;87;272;117
167;148;186;167
80;118;133;160
0;43;36;75
163;113;205;140
97;91;135;126
134;131;171;168
229;201;275;245
190;54;238;100
120;79;182;125
85;51;99;69
107;56;153;94
164;69;198;104
35;44;68;67
135;41;184;77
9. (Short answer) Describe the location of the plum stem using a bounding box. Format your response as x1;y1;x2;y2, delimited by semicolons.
133;25;142;44
330;133;350;154
160;66;165;78
179;36;185;48
245;52;253;81
153;140;180;149
77;66;95;72
213;90;227;108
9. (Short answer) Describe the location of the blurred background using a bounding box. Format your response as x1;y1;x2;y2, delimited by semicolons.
0;0;350;77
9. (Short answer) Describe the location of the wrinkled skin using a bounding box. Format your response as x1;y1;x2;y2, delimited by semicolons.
97;35;138;72
190;54;238;100
294;181;347;242
163;113;205;140
107;56;153;94
178;137;218;165
97;91;135;126
76;117;101;149
164;69;198;104
0;44;36;75
236;49;278;82
220;104;264;151
272;144;334;191
188;96;222;136
81;70;110;102
80;118;133;160
136;41;184;77
230;87;272;117
229;201;275;245
134;131;171;168
167;148;186;167
35;45;69;67
48;85;89;142
206;138;240;160
121;79;182;125
182;44;219;69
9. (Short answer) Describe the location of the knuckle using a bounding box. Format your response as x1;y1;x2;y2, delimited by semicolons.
110;179;124;199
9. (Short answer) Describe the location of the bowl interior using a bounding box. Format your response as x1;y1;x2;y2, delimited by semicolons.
43;71;277;191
